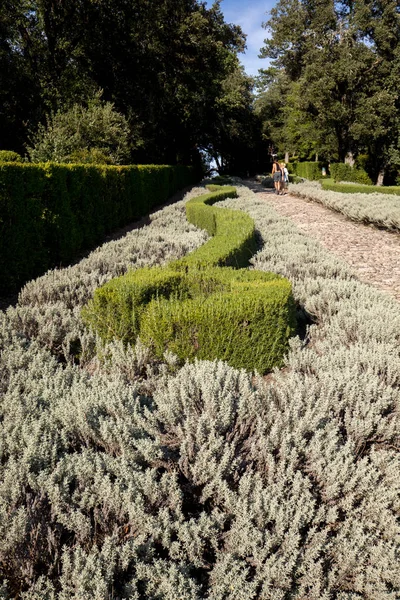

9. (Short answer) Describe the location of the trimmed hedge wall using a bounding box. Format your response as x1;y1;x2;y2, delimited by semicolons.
294;161;324;180
0;163;199;293
330;163;372;185
321;179;400;195
83;186;296;373
0;150;23;162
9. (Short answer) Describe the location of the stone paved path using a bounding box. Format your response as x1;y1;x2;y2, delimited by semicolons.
247;181;400;302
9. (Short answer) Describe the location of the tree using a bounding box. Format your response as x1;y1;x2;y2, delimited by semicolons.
1;0;251;167
27;96;131;164
200;64;268;175
257;0;400;182
0;1;42;152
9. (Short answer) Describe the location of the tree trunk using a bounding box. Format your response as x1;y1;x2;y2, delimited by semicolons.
285;151;289;163
376;167;385;186
315;153;319;162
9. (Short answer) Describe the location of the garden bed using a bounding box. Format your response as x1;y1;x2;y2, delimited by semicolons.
291;180;400;233
1;184;399;598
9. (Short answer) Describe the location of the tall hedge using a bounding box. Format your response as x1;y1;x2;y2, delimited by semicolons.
294;161;325;180
0;163;199;293
330;162;372;185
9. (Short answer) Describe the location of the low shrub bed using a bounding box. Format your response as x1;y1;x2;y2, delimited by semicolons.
291;180;400;232
1;184;400;597
83;186;295;373
0;162;199;293
321;178;400;196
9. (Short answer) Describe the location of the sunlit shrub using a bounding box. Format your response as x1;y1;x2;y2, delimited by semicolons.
1;185;400;597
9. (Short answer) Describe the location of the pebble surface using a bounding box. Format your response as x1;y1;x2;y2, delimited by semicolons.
247;181;400;302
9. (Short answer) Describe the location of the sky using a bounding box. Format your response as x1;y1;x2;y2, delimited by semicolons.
205;0;275;76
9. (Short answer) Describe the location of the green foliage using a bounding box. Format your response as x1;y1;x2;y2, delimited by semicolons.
204;66;269;175
27;97;131;164
330;163;373;185
84;265;294;375
0;150;23;162
261;176;274;188
289;175;304;184
321;180;400;196
140;269;295;372
295;161;324;181
176;186;257;269
2;185;400;597
83;186;294;373
208;176;233;186
0;164;48;292
0;163;198;293
257;0;400;172
1;0;252;167
82;267;186;343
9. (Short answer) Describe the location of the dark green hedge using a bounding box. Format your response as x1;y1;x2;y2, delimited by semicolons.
0;163;199;293
321;180;400;195
330;163;372;185
0;150;23;162
294;162;325;180
83;186;296;373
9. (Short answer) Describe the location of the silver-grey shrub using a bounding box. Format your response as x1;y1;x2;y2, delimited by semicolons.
6;188;208;363
291;180;400;232
0;185;400;598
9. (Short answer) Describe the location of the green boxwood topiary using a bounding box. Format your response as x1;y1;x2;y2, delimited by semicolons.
174;185;257;269
83;185;296;373
140;267;295;372
81;266;186;343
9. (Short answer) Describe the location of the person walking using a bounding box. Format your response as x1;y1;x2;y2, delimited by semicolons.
282;162;289;193
272;158;282;195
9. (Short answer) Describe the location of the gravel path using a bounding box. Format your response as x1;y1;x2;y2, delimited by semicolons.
247;181;400;302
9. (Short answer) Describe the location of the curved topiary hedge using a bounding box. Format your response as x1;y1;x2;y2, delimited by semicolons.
83;186;296;373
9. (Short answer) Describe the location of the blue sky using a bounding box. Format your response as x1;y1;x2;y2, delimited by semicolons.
205;0;276;76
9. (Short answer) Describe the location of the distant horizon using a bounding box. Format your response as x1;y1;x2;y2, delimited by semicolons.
204;0;275;76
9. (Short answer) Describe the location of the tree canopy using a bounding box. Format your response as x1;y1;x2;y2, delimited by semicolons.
257;0;400;182
1;0;267;172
